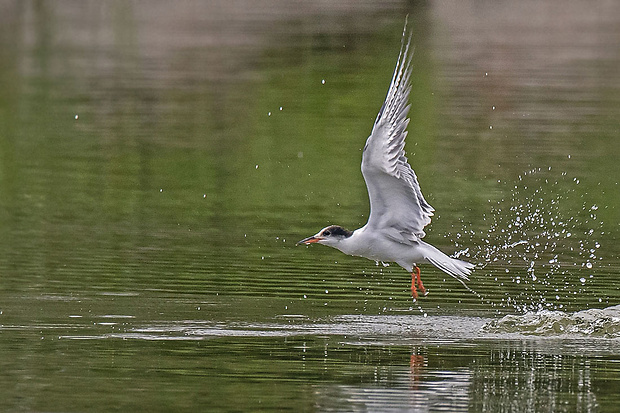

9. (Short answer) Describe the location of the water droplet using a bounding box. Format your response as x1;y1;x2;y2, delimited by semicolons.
321;79;325;84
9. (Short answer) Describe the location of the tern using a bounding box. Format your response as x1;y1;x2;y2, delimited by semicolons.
298;21;475;299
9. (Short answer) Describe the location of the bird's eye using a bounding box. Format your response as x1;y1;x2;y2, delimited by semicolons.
323;230;331;236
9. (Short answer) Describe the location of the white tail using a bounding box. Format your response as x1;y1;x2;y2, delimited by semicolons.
420;240;475;282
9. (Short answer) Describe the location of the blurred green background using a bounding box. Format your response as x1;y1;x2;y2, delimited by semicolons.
0;1;618;411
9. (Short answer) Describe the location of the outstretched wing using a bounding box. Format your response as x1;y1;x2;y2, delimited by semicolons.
361;20;434;244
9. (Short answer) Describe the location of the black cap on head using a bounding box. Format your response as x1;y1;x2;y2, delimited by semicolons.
322;225;353;238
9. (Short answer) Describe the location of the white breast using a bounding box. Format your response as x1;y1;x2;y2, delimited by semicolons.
335;227;425;265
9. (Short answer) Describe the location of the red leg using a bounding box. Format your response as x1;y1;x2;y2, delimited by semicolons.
410;271;418;299
413;266;427;297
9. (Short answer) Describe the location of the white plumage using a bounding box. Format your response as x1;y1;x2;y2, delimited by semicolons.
299;19;474;298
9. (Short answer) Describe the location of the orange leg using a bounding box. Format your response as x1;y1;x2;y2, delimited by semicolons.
411;272;418;299
411;266;427;299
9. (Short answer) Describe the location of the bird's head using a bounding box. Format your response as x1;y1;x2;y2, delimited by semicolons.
297;225;353;248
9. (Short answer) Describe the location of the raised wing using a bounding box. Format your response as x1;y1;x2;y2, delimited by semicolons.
361;20;434;244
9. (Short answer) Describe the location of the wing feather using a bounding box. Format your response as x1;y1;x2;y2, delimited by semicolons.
361;19;434;244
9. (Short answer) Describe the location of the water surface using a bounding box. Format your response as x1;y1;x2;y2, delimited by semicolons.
0;0;619;411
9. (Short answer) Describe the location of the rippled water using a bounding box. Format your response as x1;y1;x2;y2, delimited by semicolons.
1;1;619;411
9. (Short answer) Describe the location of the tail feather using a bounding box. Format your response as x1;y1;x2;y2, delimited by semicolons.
426;255;474;281
420;241;474;282
417;240;478;297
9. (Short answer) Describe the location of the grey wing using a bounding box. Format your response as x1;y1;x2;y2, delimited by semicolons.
361;20;434;244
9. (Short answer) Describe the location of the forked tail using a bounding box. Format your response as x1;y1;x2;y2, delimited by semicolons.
420;240;475;283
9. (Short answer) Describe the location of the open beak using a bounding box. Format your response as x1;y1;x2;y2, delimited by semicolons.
297;236;322;245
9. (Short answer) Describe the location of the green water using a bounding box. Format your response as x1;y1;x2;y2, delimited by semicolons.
1;1;619;411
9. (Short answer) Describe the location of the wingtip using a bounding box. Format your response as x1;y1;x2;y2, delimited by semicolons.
402;15;413;48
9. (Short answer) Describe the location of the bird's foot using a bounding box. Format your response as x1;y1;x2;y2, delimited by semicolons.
411;266;427;299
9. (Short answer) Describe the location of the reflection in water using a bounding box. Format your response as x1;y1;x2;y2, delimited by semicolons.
314;365;470;412
2;302;620;411
471;345;598;413
313;342;601;412
50;309;618;411
409;351;425;391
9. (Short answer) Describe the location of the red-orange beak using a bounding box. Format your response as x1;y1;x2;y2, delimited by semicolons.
297;236;322;245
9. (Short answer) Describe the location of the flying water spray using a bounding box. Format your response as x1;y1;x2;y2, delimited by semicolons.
453;167;606;313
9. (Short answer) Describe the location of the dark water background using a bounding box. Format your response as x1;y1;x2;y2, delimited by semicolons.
0;1;619;411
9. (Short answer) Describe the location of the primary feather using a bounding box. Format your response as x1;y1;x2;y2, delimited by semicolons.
361;22;434;245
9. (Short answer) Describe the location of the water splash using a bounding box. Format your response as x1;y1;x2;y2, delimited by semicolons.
452;168;606;312
483;305;620;338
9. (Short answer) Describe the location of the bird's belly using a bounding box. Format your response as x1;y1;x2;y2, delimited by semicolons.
341;237;424;265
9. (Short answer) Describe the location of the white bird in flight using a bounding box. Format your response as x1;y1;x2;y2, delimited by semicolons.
298;20;475;299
